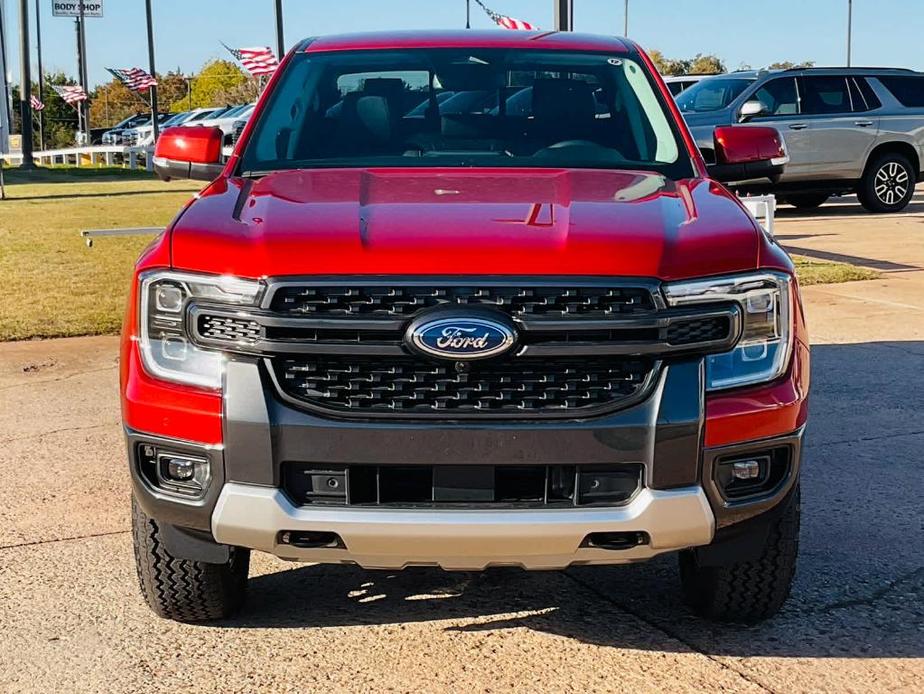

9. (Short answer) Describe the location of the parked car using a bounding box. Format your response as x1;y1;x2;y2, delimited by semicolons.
101;113;156;145
678;67;924;212
197;103;256;143
136;30;806;625
664;74;711;96
120;113;175;147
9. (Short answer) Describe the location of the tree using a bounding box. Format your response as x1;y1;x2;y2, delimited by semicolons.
767;60;816;69
688;54;725;75
89;78;148;129
175;59;252;110
13;71;85;149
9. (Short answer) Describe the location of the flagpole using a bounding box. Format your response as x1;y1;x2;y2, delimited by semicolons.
145;0;159;142
466;0;471;28
846;0;852;67
34;0;43;150
18;0;34;168
274;0;285;60
624;0;629;36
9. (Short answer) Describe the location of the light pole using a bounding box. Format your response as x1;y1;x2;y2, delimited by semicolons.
846;0;853;67
624;0;629;36
466;0;470;28
145;0;159;141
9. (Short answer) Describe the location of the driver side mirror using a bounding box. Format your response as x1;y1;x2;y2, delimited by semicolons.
738;99;768;123
153;126;223;181
707;125;788;183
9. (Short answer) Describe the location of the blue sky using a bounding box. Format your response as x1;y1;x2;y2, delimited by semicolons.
2;0;919;87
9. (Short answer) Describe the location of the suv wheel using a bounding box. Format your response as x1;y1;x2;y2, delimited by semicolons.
859;153;916;213
785;193;829;210
131;497;249;622
678;485;799;623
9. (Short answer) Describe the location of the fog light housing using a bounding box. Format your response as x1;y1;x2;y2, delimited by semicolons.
715;450;791;501
136;444;211;498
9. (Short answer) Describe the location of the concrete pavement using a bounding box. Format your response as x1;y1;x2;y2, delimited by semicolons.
0;195;922;693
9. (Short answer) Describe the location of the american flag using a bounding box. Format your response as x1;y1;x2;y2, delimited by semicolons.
474;0;538;30
107;67;158;92
29;94;45;111
52;84;88;105
222;43;279;76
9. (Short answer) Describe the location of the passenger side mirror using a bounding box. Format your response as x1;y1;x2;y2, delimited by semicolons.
707;125;788;183
738;100;768;123
153;126;224;181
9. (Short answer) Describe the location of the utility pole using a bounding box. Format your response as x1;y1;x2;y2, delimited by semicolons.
846;0;853;67
553;0;572;31
18;0;33;168
274;0;285;60
34;0;42;149
75;3;90;144
145;0;159;141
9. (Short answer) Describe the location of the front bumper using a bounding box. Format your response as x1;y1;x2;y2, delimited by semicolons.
212;483;714;570
127;351;805;569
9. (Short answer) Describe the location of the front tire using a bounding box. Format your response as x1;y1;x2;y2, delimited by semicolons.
679;485;800;623
131;497;249;622
858;153;916;213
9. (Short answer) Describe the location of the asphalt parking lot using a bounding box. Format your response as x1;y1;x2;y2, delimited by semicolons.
1;190;922;693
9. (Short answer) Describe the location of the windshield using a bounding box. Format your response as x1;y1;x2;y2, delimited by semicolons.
676;77;753;113
240;48;690;178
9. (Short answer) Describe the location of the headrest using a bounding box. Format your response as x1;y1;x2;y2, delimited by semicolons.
355;96;393;143
531;79;595;123
361;78;406;99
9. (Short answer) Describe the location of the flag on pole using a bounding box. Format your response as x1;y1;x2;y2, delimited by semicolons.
107;67;158;92
222;43;279;76
30;94;45;111
473;0;538;30
52;85;88;105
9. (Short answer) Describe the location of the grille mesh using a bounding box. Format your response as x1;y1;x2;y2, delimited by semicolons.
275;356;653;415
666;316;730;345
270;285;656;318
197;314;262;343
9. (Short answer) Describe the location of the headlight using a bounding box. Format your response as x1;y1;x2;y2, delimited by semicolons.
664;272;792;391
138;271;263;389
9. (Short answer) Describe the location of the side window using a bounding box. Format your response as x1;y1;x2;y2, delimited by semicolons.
751;77;799;117
877;75;924;108
855;78;882;109
800;76;852;115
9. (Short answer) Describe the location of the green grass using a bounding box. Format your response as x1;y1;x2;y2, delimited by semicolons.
792;256;880;286
0;167;882;341
0;167;200;341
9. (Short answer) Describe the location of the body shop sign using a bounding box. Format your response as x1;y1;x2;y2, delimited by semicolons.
52;1;103;17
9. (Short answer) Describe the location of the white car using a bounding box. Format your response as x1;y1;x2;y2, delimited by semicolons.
126;111;195;147
196;104;256;141
664;75;712;97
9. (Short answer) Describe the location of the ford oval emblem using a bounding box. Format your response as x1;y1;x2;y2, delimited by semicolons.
408;315;516;361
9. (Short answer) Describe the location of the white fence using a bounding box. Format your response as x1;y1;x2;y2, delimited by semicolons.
1;145;155;171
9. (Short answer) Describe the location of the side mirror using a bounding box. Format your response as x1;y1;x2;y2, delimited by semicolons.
707;125;788;183
153;126;223;181
738;99;768;123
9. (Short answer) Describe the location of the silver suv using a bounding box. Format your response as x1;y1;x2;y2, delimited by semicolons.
677;67;924;212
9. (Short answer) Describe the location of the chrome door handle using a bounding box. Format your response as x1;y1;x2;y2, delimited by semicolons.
788;123;808;130
854;120;874;127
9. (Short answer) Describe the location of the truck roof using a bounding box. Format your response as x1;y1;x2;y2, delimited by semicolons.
300;30;632;55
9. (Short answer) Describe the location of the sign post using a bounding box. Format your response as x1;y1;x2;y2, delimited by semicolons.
18;0;34;168
52;2;102;145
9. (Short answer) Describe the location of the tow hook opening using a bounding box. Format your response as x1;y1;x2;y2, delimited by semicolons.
277;530;345;549
581;531;650;550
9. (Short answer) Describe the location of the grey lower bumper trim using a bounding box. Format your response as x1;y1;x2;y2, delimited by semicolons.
211;483;715;570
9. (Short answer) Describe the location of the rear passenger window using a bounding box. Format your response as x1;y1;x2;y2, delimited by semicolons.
878;75;924;107
752;78;799;116
800;76;852;114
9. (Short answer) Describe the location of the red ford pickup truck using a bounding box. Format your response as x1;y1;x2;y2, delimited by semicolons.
125;30;809;624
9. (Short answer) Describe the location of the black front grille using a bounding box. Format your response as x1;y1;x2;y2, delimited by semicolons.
198;314;262;343
666;315;730;346
270;285;656;318
274;356;653;415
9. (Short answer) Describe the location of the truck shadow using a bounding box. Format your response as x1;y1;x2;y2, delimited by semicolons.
220;341;924;659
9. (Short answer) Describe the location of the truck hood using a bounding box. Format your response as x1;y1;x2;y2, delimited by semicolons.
170;168;761;280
